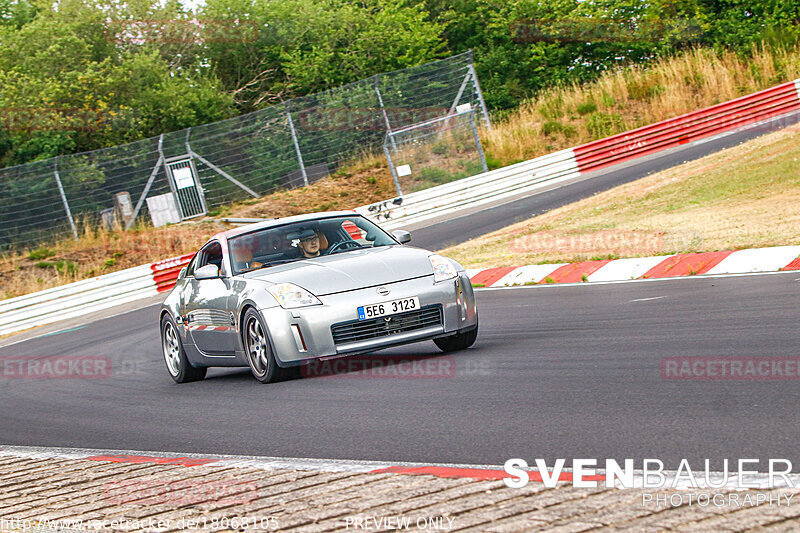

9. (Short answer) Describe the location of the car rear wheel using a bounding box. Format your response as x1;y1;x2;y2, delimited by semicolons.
243;309;280;383
161;315;207;383
434;320;478;353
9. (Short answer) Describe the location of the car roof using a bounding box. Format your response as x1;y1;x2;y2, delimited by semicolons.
211;211;361;242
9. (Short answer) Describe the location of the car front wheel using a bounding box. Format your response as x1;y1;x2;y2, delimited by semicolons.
243;309;280;383
434;321;478;353
161;315;207;383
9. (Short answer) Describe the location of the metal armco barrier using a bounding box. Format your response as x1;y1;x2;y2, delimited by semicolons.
151;253;195;293
358;149;580;230
0;255;194;337
573;80;800;173
2;78;800;337
359;78;800;228
0;265;158;337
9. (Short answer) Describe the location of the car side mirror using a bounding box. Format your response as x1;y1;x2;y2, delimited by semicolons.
392;230;411;244
195;264;220;280
178;267;187;280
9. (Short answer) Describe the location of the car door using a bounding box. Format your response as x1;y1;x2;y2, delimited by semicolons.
180;240;237;356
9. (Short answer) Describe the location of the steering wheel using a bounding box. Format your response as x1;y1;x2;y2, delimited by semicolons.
326;240;363;254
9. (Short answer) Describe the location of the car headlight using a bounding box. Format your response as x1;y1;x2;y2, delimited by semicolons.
268;283;322;308
429;254;458;283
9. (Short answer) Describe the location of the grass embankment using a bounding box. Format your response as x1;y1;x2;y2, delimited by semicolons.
3;45;800;299
484;46;800;164
441;123;800;268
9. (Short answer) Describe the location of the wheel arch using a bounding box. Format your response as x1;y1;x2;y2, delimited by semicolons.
159;308;174;325
238;304;290;368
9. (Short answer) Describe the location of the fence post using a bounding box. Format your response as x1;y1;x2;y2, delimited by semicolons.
383;141;403;197
374;74;397;152
53;158;78;240
158;134;184;220
469;113;489;173
468;50;492;130
286;103;309;186
449;69;472;115
185;128;259;198
127;135;165;229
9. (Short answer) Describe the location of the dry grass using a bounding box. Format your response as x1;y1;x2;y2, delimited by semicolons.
0;220;227;300
5;45;800;299
440;123;800;268
0;155;398;300
227;153;398;219
485;46;800;165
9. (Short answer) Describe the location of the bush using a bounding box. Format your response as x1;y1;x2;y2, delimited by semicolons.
542;120;577;138
587;112;624;138
28;247;54;260
576;101;598;115
627;80;666;100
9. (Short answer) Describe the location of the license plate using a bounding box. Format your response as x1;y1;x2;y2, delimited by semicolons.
357;297;420;320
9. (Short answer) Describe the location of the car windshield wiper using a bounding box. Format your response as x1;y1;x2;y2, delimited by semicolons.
241;258;299;273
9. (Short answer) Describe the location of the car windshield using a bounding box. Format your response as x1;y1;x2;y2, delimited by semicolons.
229;215;398;275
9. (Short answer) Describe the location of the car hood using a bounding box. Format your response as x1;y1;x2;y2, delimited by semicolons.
241;246;436;295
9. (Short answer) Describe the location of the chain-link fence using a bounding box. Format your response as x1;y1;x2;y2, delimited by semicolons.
384;108;488;195
0;51;490;251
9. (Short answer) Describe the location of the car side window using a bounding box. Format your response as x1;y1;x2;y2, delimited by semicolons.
197;241;224;273
185;254;198;277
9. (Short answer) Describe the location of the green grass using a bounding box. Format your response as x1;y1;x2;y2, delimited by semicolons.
28;248;54;260
438;124;800;268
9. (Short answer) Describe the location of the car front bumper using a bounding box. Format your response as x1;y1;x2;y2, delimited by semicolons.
259;272;477;365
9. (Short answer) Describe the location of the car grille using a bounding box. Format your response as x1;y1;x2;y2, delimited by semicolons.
331;305;443;346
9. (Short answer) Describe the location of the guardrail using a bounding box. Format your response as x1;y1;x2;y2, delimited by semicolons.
359;79;800;229
0;256;195;337
573;80;800;173
356;149;580;230
2;79;799;337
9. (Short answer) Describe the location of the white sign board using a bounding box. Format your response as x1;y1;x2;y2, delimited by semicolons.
146;193;182;227
396;164;412;177
173;166;195;189
456;103;472;113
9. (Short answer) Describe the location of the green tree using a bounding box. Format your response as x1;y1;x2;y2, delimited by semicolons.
200;0;444;110
0;0;234;167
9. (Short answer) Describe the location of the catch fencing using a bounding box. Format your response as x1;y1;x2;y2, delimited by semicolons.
2;79;800;336
0;52;490;250
359;78;800;229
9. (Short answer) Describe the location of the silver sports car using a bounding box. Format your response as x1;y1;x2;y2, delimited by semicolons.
159;211;479;383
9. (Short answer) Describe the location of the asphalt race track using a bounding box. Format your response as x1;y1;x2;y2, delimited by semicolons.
410;111;800;250
2;113;800;471
1;272;798;471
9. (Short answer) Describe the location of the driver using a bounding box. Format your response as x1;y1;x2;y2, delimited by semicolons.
232;236;262;271
297;230;322;258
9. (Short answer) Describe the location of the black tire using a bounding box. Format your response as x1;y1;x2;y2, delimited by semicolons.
434;321;478;353
242;308;280;383
161;315;207;383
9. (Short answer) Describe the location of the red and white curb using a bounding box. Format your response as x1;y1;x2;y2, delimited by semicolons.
1;445;799;491
467;245;800;288
4;79;800;337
